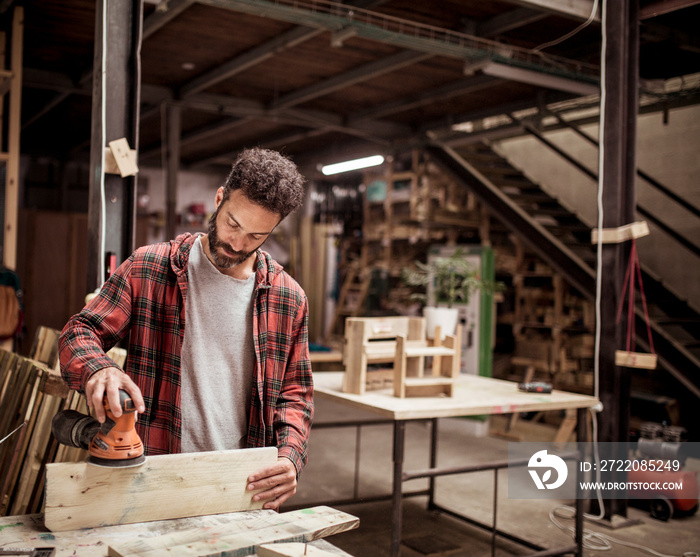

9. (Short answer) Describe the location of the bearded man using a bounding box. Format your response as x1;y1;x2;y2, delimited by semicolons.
59;147;313;510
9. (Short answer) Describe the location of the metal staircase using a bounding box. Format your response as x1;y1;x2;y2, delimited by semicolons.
426;141;700;405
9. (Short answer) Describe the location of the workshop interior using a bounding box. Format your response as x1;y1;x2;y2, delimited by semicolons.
1;1;700;556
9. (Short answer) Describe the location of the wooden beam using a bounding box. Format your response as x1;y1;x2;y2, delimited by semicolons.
2;6;22;270
108;505;359;557
502;0;599;21
640;0;700;19
142;0;196;39
271;50;431;111
44;446;277;532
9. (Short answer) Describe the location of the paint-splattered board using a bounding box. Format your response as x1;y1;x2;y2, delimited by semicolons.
312;371;599;420
44;447;277;532
0;507;357;557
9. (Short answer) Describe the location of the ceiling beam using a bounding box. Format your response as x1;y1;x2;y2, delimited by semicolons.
483;62;599;95
143;0;196;39
640;0;700;19
175;91;410;139
349;74;500;122
641;21;700;54
179;26;324;97
139;116;254;160
498;0;599;21
177;0;392;97
271;50;431;110
475;8;549;37
197;0;598;83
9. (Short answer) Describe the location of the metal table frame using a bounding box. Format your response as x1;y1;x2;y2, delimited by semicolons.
313;412;585;557
309;372;597;557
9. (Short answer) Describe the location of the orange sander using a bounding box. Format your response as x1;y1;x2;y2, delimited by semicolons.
52;389;145;467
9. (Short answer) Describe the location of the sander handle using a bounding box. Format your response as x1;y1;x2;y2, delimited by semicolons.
51;409;101;450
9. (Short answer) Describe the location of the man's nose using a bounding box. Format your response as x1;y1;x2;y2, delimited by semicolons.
228;230;249;252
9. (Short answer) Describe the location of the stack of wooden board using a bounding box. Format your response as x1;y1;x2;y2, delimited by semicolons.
0;348;87;516
0;505;359;557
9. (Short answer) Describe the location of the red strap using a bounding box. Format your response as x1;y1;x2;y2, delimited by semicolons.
615;238;655;354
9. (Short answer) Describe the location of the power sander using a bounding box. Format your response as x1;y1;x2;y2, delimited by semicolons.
52;389;145;468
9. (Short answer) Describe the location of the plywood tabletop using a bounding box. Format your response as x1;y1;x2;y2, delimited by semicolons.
312;371;599;420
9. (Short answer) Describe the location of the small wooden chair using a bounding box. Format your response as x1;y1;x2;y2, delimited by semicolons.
342;316;425;394
393;324;463;398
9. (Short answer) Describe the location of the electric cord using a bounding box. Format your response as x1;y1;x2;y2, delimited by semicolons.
98;0;108;288
533;0;600;53
549;504;696;557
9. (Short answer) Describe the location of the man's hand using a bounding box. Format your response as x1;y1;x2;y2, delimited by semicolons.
247;458;298;510
85;367;146;423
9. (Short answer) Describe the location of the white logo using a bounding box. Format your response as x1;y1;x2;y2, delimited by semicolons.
528;450;568;490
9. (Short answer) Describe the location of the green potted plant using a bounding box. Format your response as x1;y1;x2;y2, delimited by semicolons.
401;247;502;338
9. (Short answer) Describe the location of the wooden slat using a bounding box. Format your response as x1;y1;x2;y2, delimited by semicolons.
44;447;278;531
108;506;359;557
258;542;337;557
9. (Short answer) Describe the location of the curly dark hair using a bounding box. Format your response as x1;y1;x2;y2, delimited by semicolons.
222;147;306;219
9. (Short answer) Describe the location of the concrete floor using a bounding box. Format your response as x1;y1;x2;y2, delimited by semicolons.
287;396;700;557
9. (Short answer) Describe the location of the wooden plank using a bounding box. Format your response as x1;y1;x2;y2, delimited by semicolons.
2;7;22;269
28;325;61;369
106;138;139;177
258;542;336;557
108;506;359;557
614;350;657;370
11;390;63;514
591;220;649;244
44;447;278;531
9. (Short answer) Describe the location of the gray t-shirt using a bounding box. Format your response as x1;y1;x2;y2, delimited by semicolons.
180;237;256;452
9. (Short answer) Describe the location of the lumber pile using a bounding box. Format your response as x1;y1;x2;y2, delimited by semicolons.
0;348;87;516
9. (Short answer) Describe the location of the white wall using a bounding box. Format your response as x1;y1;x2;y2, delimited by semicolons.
495;104;700;312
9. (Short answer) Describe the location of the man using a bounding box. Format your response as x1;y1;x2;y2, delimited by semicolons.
59;147;313;510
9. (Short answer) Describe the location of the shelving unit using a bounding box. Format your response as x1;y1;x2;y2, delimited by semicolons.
338;150;485;320
508;253;595;391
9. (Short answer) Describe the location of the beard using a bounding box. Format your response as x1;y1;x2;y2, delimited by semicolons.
206;209;257;269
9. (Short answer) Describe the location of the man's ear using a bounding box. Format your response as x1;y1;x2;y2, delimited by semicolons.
214;186;224;208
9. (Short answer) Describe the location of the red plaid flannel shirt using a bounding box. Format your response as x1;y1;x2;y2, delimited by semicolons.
59;233;313;474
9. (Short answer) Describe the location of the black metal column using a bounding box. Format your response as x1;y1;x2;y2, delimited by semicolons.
391;420;406;557
87;0;142;291
597;0;639;519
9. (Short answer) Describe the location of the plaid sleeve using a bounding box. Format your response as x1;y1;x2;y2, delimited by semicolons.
59;258;135;392
272;290;314;476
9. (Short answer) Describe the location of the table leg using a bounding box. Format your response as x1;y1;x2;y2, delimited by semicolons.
392;420;406;557
428;418;438;509
575;407;586;555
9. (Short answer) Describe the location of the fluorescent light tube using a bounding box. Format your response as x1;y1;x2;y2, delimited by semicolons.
321;155;384;175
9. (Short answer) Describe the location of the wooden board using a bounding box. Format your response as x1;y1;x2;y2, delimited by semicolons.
258;542;337;557
108;506;359;557
44;446;277;532
0;508;355;557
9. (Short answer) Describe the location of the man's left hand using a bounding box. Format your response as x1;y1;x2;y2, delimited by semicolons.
247;457;297;510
